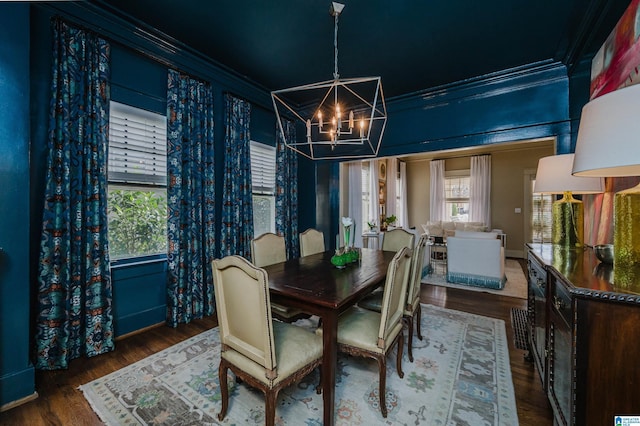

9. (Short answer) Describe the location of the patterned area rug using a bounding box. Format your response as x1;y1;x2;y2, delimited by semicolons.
80;304;518;425
422;259;528;299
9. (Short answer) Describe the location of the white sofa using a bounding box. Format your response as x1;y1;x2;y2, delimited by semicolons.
421;221;488;239
445;230;506;290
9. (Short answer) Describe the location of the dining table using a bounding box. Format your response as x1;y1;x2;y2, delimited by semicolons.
262;248;395;426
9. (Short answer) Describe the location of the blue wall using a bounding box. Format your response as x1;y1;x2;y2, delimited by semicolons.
380;61;572;157
2;0;596;408
0;3;35;408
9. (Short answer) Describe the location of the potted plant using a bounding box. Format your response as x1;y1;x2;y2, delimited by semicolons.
384;215;397;230
367;220;377;233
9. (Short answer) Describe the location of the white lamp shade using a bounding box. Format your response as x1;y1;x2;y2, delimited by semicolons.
534;153;604;194
573;83;640;177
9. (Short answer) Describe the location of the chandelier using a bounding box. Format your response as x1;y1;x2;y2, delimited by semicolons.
271;2;387;160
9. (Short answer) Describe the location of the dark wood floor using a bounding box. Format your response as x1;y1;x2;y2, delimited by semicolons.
1;260;553;425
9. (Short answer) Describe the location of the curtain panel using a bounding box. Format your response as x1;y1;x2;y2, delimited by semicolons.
220;94;253;257
166;69;216;327
347;162;363;248
35;19;114;370
399;161;409;228
386;157;398;220
368;160;379;227
429;159;446;222
275;119;299;259
470;154;491;227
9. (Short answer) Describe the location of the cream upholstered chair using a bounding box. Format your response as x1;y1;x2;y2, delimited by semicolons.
322;247;411;418
382;228;415;252
251;232;287;268
212;255;323;426
251;232;305;321
299;228;325;257
358;234;428;362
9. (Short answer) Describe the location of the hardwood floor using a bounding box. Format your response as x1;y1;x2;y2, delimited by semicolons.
1;260;553;425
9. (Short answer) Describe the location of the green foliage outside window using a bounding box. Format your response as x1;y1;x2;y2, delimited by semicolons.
108;189;167;259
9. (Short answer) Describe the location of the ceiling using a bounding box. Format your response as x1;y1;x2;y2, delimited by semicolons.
94;0;631;100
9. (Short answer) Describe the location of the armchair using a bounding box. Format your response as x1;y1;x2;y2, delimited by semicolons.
251;232;305;321
299;228;325;257
446;231;506;289
321;247;411;418
212;255;323;426
357;234;429;362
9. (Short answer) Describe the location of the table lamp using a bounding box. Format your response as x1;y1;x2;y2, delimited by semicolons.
573;83;640;285
534;153;604;247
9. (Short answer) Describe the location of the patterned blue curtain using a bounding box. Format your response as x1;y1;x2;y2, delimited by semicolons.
36;19;113;370
220;94;253;257
276;119;299;259
166;69;216;327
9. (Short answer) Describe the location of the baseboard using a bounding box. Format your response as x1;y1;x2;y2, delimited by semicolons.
505;249;524;258
0;365;37;411
1;392;38;412
116;321;164;341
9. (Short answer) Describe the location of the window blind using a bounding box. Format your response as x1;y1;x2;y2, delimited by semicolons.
108;101;167;186
250;141;276;194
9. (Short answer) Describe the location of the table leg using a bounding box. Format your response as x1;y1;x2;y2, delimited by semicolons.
321;310;338;426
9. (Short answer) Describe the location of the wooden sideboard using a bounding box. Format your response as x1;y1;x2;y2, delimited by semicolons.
526;243;640;426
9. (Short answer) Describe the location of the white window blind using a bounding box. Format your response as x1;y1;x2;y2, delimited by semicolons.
532;180;553;243
250;141;276;194
108;101;167;186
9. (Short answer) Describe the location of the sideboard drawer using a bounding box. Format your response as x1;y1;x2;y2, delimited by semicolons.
551;275;572;326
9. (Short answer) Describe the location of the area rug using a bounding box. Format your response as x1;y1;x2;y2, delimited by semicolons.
80;304;518;425
422;259;528;299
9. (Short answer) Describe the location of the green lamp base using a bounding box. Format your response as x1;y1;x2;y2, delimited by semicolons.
613;182;640;288
551;191;584;248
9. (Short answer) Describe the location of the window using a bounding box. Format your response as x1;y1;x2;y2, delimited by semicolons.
250;141;276;237
531;179;553;243
108;101;167;260
444;171;470;222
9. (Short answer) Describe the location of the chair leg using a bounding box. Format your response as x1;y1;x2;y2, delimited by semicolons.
316;365;323;394
265;389;279;426
406;316;415;363
376;355;388;418
396;332;404;379
218;360;229;421
416;305;423;341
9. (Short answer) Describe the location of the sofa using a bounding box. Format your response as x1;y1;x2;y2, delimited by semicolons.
445;230;506;290
421;220;488;239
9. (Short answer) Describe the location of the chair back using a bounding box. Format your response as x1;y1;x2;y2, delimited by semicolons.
251;232;286;267
382;228;415;252
300;228;325;257
406;234;428;311
377;247;412;348
212;255;277;374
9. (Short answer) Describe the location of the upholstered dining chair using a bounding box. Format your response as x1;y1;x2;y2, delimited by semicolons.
251;232;305;321
382;228;415;252
320;246;412;418
299;228;325;257
212;255;323;426
251;232;287;268
358;234;429;362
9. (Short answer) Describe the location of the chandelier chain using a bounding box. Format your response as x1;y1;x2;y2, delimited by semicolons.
333;12;339;80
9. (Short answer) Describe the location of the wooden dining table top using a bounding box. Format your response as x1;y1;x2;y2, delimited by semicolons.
263;248;396;310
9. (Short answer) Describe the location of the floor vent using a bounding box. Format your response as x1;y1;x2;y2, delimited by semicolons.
510;308;529;351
